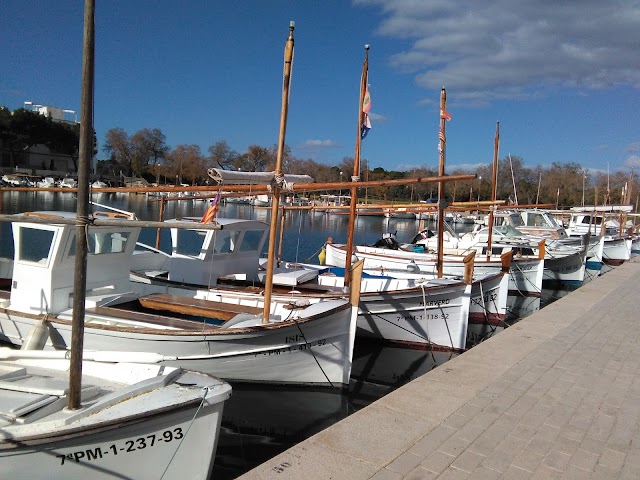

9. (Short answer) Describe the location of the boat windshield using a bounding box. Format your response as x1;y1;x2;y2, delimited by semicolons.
69;230;132;255
238;229;266;252
525;212;548;227
546;214;560;228
175;229;207;256
213;230;241;254
495;224;525;237
17;227;55;264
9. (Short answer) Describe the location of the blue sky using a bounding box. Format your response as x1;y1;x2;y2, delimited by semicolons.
2;0;639;174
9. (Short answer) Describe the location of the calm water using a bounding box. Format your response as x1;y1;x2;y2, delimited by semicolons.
0;190;580;479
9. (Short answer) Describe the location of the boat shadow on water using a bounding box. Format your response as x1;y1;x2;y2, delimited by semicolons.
212;338;457;479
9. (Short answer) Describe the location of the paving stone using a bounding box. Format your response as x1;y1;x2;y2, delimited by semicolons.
450;450;485;473
435;466;471;480
369;469;403;480
512;450;545;473
598;447;626;470
385;452;422;476
402;466;438;480
500;464;533;480
561;465;593;480
542;451;571;472
420;450;456;475
466;465;501;480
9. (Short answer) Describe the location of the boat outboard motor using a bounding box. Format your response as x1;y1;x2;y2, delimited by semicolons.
410;228;435;244
372;232;400;250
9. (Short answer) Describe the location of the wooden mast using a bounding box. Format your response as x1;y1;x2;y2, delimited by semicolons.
69;0;94;410
486;121;500;261
435;88;448;278
344;45;369;286
262;21;294;323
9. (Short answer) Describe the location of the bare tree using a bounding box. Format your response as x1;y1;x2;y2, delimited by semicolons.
102;128;132;176
207;140;238;170
130;128;170;180
166;144;206;185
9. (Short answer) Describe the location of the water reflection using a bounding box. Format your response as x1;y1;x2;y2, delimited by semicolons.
212;339;457;479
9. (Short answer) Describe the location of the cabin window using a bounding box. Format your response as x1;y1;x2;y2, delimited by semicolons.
68;231;132;256
18;227;55;264
213;230;240;254
510;215;524;227
174;229;207;257
526;213;546;227
238;230;265;252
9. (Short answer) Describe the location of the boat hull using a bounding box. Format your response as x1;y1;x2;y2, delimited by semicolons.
0;363;230;480
0;300;356;387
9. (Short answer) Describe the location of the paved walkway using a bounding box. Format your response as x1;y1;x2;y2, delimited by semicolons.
240;259;640;480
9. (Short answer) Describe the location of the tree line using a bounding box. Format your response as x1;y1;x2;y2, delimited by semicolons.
1;107;636;209
100;125;637;209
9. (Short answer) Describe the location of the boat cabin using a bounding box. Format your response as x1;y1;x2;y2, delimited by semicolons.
491;210;568;239
165;217;270;286
565;206;634;237
9;212;140;315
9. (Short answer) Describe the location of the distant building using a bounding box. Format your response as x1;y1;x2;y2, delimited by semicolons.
0;102;82;178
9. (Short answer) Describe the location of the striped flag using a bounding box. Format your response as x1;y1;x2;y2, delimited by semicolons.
201;193;221;223
440;109;451;121
363;88;371;114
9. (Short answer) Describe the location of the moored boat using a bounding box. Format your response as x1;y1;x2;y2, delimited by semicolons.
0;352;231;479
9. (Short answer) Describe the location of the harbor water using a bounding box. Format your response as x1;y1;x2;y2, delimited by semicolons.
0;191;580;478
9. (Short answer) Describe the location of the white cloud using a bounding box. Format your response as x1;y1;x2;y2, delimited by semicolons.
626;143;640;154
625;155;640;169
368;111;387;122
300;139;339;148
355;0;640;101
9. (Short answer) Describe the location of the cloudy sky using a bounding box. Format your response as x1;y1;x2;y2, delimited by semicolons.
1;0;639;174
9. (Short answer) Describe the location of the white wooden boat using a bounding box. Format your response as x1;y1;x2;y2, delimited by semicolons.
311;265;508;350
0;353;230;479
323;240;544;297
565;207;633;266
0;212;359;387
412;224;588;285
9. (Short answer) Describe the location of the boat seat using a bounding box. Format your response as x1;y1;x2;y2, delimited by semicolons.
138;293;263;321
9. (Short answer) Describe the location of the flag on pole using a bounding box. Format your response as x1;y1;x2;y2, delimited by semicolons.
201;193;221;223
440;109;452;121
361;113;371;139
363;88;371;114
361;87;372;139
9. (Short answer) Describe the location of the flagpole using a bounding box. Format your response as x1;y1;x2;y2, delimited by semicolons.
436;88;449;278
486;121;499;261
344;44;369;286
262;21;294;324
